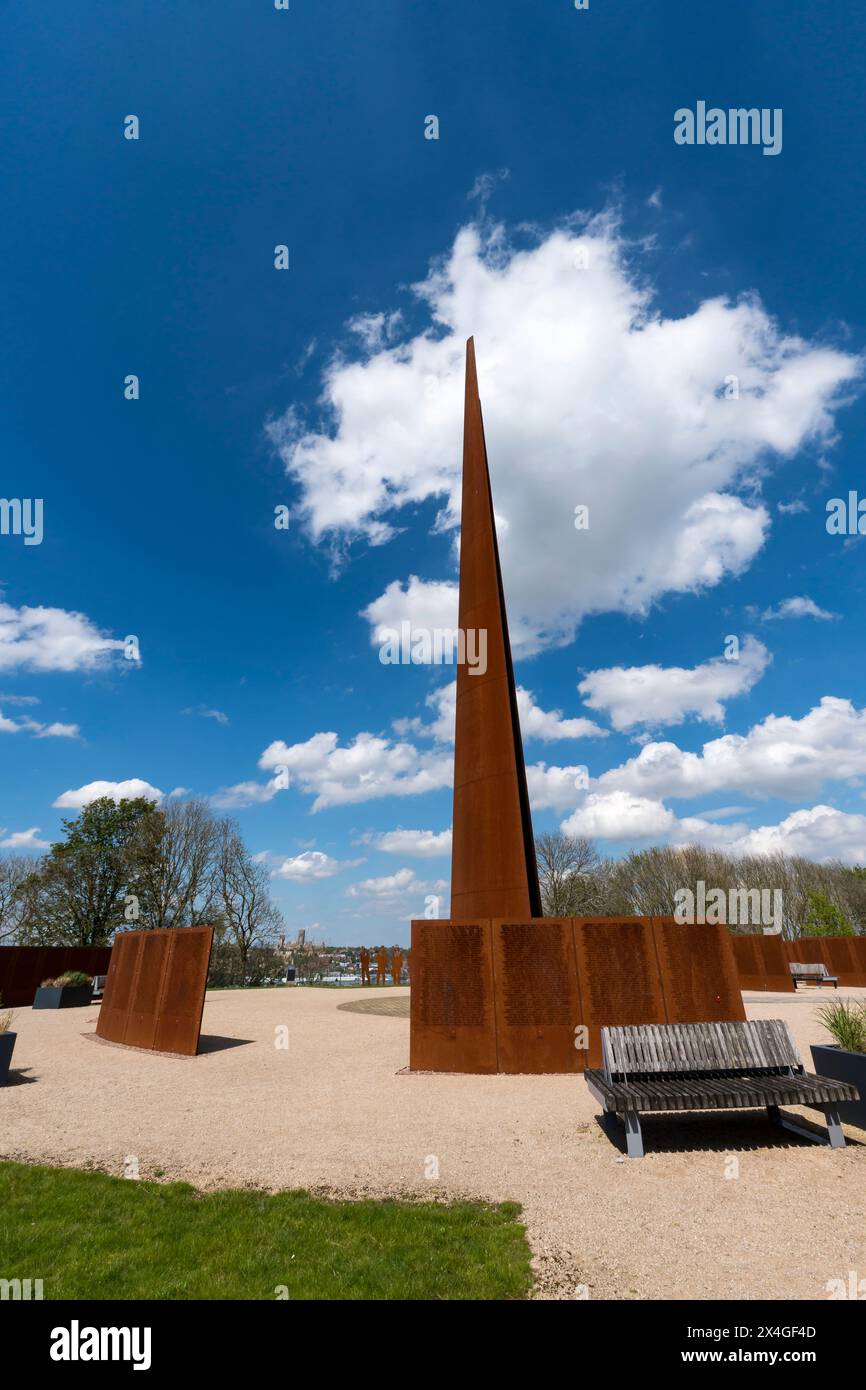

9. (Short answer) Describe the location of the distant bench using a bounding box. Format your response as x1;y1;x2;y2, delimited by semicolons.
584;1020;858;1158
789;962;838;988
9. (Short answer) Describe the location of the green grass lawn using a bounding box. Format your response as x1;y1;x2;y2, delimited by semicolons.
0;1160;533;1300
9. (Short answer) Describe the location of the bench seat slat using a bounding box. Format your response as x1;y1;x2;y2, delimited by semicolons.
585;1068;858;1114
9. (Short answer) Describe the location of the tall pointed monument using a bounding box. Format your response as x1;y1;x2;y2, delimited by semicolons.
409;340;746;1075
450;339;542;921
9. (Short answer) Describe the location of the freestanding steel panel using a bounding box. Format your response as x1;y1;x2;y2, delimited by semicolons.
96;926;213;1056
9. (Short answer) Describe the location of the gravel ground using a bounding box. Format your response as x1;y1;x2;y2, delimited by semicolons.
3;985;865;1300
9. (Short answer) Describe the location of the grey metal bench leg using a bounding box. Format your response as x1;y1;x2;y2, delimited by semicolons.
622;1109;644;1159
767;1103;846;1148
822;1105;846;1148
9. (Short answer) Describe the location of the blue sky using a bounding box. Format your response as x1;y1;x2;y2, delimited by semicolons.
2;1;866;943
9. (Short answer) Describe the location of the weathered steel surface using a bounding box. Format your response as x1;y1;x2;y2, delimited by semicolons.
732;934;763;991
450;340;541;921
850;937;866;985
732;933;795;993
734;935;866;992
753;933;794;992
491;919;582;1073
787;935;866;987
410;915;748;1073
96;926;213;1056
653;917;746;1024
154;928;212;1054
97;930;139;1041
124;931;171;1050
409;920;498;1073
0;946;112;1008
573;917;669;1068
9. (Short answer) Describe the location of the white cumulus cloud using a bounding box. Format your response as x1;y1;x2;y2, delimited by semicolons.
269;211;860;652
0;601;129;673
0;826;50;850
271;851;356;881
598;696;866;803
561;790;676;841
53;778;164;809
367;827;452;857
258;731;451;812
761;596;838;621
578;636;771;731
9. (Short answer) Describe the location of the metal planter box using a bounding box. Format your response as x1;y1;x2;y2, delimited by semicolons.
0;1031;16;1084
32;984;93;1010
810;1043;866;1131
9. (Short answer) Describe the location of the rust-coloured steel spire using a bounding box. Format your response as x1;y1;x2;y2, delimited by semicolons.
449;339;542;920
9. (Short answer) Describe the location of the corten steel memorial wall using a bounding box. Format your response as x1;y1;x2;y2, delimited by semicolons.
409;342;747;1075
410;917;746;1074
96;926;213;1056
786;936;866;988
0;946;112;1007
732;935;866;990
731;934;794;993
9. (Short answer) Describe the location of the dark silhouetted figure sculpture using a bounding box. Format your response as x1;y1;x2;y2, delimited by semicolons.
359;948;371;986
376;947;388;985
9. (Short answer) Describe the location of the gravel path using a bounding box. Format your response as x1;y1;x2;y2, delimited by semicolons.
4;985;865;1300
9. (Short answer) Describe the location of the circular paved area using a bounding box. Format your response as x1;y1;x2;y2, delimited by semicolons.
337;995;410;1018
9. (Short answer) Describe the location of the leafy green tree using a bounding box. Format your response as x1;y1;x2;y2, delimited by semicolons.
24;797;154;946
800;889;854;938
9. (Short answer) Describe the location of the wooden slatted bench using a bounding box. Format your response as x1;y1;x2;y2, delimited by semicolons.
790;962;838;988
584;1020;859;1158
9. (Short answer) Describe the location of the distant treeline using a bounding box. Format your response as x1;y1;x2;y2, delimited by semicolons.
535;834;866;937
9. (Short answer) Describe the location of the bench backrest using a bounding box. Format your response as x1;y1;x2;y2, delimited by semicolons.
789;962;829;978
602;1020;802;1081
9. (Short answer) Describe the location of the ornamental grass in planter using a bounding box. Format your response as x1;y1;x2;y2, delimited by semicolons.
810;999;866;1132
32;971;93;1010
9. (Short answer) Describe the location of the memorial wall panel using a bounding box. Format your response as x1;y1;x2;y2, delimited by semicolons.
410;916;749;1073
849;937;866;985
732;934;795;992
788;936;866;987
572;917;668;1068
732;935;763;991
409;920;498;1073
490;919;582;1073
653;918;746;1023
758;933;795;991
